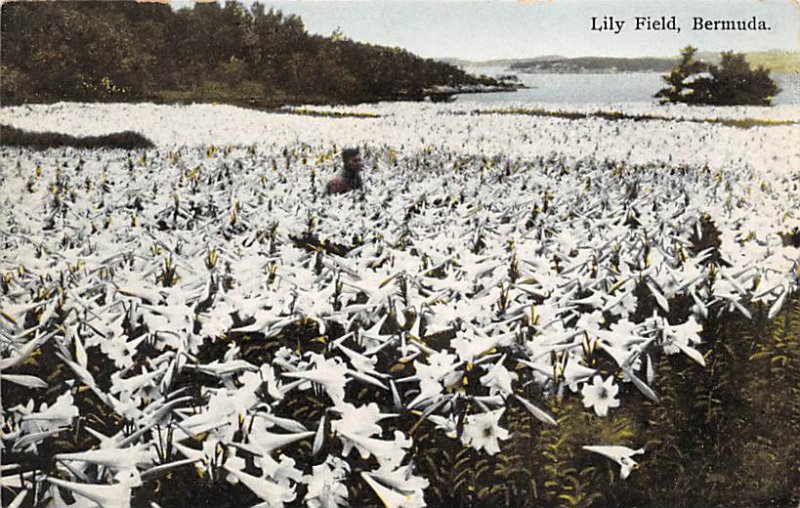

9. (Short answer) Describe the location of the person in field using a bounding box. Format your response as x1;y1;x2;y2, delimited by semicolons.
326;147;364;195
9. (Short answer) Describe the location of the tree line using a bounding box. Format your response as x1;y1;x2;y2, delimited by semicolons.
1;1;493;107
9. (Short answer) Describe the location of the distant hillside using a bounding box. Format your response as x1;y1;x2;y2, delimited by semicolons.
1;1;498;107
443;51;799;74
510;56;675;73
691;51;799;73
740;51;800;73
440;56;564;68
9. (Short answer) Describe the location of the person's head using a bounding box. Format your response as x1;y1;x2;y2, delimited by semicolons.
342;147;362;173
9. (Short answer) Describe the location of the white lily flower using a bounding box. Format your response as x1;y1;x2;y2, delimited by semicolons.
304;456;350;508
580;375;620;417
461;408;510;455
583;445;645;479
336;429;411;467
224;466;296;507
21;392;79;433
55;444;155;471
479;355;517;397
282;353;349;405
360;464;429;508
47;469;142;508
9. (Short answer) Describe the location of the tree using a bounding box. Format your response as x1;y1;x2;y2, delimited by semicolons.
654;46;709;105
656;46;780;106
705;52;780;106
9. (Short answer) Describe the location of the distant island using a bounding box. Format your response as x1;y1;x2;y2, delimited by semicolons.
442;51;800;74
510;56;675;74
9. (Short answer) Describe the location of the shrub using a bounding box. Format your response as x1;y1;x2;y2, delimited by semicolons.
656;46;780;106
0;124;154;150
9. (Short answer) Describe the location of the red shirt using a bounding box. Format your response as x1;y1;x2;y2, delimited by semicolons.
326;171;362;195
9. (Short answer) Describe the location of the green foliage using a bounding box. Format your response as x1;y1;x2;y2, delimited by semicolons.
655;46;709;105
0;64;33;104
704;52;781;106
459;107;796;128
656;46;781;106
0;124;154;150
0;1;493;107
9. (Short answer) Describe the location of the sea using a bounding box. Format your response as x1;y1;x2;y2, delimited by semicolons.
456;69;799;106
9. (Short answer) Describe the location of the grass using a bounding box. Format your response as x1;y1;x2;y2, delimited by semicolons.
278;107;381;119
457;108;798;129
1;124;154;150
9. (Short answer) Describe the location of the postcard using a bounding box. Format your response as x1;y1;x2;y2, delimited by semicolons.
1;1;798;507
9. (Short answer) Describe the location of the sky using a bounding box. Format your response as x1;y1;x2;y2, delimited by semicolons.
172;0;800;61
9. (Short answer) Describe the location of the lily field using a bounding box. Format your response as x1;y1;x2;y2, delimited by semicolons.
0;101;799;507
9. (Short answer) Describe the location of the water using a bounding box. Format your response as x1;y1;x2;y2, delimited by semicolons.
456;70;799;106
